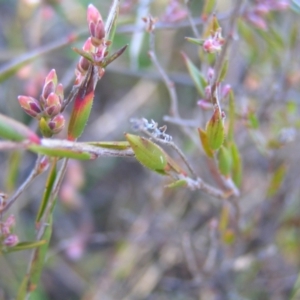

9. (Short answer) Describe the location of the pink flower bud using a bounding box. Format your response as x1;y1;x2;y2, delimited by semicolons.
44;92;61;117
18;95;42;118
87;4;105;46
48;114;65;134
38;156;50;173
203;29;225;53
221;84;231;98
56;83;64;104
197;99;213;110
245;12;268;30
3;234;19;247
41;81;55;105
1;224;10;236
44;69;58;87
205;85;212;99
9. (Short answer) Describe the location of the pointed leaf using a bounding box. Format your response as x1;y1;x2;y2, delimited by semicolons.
206;108;225;150
202;0;216;20
6;240;46;253
125;133;167;175
230;142;242;187
36;160;57;223
267;164;287;198
87;141;130;149
185;37;204;46
227;90;235;142
218;59;229;83
29;144;95;160
198;128;214;157
165;179;187;189
0;113;40;143
68;66;95;141
181;52;207;97
218;146;232;177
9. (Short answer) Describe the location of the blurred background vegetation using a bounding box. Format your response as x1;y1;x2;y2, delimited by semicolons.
1;0;300;299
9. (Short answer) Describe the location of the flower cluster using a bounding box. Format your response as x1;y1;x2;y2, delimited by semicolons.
244;0;289;30
203;28;225;53
75;4;108;85
197;68;231;110
0;215;18;248
18;69;65;137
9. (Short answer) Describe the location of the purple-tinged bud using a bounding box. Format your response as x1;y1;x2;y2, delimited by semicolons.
56;83;64;104
3;234;19;247
87;4;105;46
255;4;270;15
44;92;61;117
18;95;42;118
221;84;231;98
245;12;268;30
48;114;65;134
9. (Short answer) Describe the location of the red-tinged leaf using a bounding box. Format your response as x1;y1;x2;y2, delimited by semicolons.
181;52;207;97
206;108;225;150
125;133;168;175
198;128;214;158
0;113;40;144
68;67;95;141
218;146;232;177
101;45;128;68
267;164;287;198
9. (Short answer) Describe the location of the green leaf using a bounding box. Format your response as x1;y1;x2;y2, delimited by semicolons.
181;52;207;97
202;0;216;19
230;142;242;187
165;179;187;189
6;240;46;253
267;164;287;198
218;59;229;83
36;159;57;223
0;113;40;143
87;141;130;149
198;128;214;157
185;37;204;46
227;90;235;142
29;144;95;160
17;215;53;299
125;133;167;175
248;111;259;129
218;146;232;177
206;108;225;150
